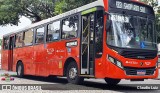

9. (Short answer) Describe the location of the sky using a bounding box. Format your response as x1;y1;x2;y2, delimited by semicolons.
0;16;31;39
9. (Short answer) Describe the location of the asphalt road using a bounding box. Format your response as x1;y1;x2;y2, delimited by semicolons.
0;70;160;93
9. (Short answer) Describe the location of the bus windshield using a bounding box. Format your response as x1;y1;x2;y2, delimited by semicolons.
107;13;157;50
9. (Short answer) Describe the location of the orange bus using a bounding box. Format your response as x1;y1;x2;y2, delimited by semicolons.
1;0;158;85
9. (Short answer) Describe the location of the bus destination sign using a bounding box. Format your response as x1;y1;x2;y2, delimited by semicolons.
116;1;146;13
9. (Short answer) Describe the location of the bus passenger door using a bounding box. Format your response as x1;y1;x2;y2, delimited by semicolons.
34;26;47;76
2;37;9;70
8;36;14;71
81;13;95;75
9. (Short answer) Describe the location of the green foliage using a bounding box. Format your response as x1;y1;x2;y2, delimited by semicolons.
19;0;56;22
140;0;160;43
0;0;21;25
0;0;96;25
54;0;96;15
0;0;56;25
140;0;158;7
54;0;67;15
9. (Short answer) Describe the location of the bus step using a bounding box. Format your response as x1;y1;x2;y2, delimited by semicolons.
79;75;95;78
90;68;94;75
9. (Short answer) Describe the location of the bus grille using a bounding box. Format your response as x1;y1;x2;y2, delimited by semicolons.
124;67;155;76
120;50;157;60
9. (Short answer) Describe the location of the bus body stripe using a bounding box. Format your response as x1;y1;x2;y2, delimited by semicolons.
81;7;97;15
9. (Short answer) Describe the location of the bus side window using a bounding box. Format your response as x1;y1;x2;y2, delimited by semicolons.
62;15;78;39
15;33;24;48
3;37;9;50
35;27;44;44
24;29;33;46
47;21;60;42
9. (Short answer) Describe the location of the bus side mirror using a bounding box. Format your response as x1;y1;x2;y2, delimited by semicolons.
106;20;111;30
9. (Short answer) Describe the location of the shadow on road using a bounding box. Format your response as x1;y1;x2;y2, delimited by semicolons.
22;75;68;84
13;75;158;92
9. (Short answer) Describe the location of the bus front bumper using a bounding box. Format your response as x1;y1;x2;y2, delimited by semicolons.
104;63;159;79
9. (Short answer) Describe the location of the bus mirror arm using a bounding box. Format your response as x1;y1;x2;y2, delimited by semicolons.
104;11;110;16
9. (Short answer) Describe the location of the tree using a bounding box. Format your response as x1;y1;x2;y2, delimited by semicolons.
0;0;21;25
140;0;160;42
19;0;56;22
0;0;96;26
0;0;56;25
54;0;96;15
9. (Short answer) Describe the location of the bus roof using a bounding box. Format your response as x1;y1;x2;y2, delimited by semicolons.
3;0;104;37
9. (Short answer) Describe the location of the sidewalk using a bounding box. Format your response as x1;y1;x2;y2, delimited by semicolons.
0;70;17;76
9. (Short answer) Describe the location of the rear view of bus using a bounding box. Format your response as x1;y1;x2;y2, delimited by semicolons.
101;0;158;84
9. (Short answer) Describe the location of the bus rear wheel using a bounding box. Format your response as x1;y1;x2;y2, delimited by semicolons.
66;62;84;84
104;78;121;85
16;62;24;78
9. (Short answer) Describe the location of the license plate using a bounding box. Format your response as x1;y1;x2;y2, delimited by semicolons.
137;70;146;75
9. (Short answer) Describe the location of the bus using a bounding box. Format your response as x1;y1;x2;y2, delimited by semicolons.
1;0;158;85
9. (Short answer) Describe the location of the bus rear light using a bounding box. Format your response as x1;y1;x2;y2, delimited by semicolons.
108;55;123;69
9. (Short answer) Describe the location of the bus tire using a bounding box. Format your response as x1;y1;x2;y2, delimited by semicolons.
16;62;24;78
104;78;121;85
66;62;84;84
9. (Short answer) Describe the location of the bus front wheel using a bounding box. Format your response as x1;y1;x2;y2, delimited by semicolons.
16;62;24;78
104;78;121;85
66;62;84;84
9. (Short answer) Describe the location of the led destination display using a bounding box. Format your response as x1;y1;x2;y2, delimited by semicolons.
116;1;146;13
109;0;154;15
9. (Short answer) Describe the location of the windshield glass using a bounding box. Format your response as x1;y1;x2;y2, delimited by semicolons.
107;13;157;50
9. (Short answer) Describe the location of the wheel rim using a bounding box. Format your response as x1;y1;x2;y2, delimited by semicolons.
69;67;77;79
18;65;22;76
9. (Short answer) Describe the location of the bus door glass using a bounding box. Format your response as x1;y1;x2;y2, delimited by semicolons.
80;9;104;75
81;11;95;75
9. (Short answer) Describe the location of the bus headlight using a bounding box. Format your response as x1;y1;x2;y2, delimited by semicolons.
108;56;115;64
108;55;123;69
117;61;123;69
